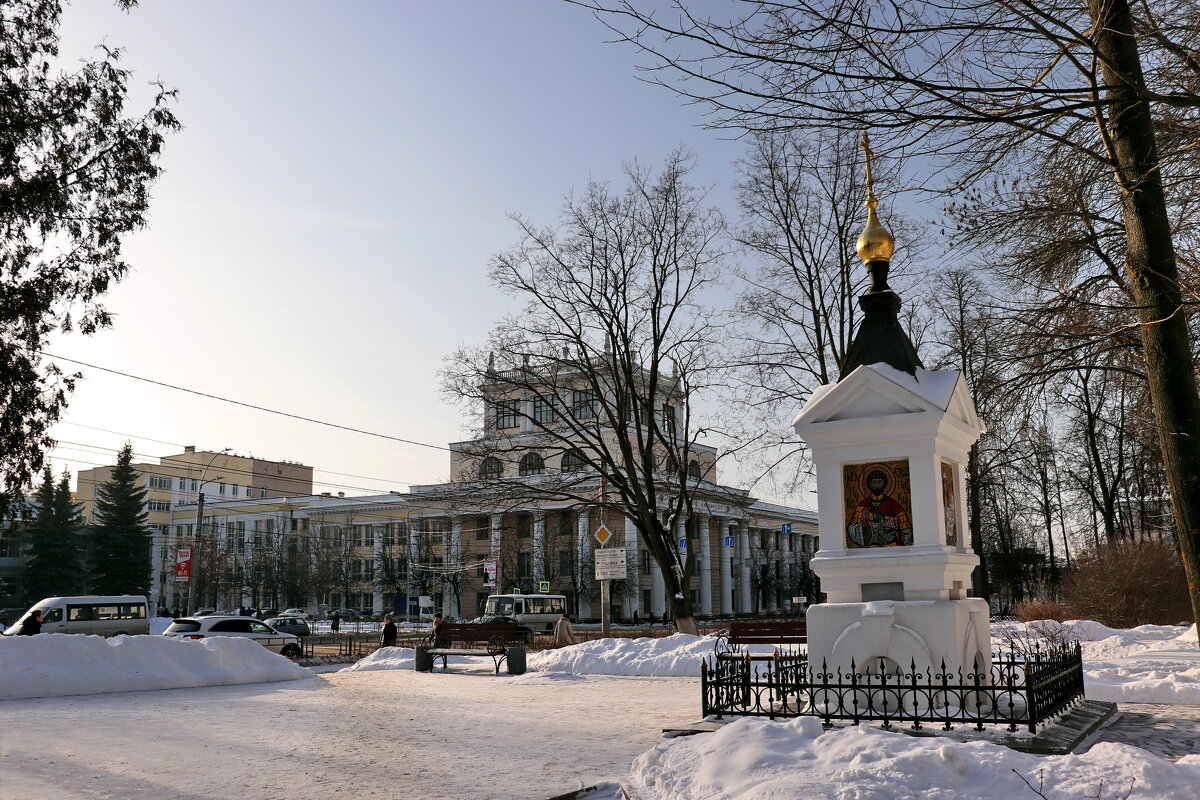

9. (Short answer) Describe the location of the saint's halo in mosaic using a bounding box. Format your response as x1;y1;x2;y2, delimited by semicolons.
844;460;914;548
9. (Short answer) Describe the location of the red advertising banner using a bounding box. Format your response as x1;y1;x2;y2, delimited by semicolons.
175;547;192;582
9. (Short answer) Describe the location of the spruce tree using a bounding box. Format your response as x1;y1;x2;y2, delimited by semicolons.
21;467;77;602
90;443;150;595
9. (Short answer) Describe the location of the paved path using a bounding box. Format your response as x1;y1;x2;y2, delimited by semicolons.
1092;704;1200;761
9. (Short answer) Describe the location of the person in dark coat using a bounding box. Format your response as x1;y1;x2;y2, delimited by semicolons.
428;613;446;647
380;615;397;647
329;609;340;633
19;610;43;635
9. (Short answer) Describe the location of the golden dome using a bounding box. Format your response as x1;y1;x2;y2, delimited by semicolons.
856;132;895;263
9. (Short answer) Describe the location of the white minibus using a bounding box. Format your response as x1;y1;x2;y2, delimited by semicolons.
5;595;150;636
484;594;567;633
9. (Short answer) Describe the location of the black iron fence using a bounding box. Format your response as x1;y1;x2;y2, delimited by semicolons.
701;642;1084;734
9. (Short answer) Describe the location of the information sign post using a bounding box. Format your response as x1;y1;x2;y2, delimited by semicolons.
594;545;627;638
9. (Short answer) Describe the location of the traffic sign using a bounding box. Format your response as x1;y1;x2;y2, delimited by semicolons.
594;525;613;546
678;537;687;550
594;548;627;580
781;523;793;534
724;535;736;547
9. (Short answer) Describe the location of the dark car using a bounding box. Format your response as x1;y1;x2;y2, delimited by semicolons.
264;616;311;637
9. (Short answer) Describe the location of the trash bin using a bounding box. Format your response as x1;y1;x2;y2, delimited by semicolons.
415;645;433;672
506;646;526;675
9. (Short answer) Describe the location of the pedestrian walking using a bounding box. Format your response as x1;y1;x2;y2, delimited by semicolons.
329;609;340;633
553;613;574;647
380;615;397;647
20;610;43;635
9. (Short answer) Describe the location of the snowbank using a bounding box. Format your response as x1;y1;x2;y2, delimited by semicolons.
630;716;1200;800
528;633;739;677
341;646;416;671
0;634;311;700
995;620;1200;704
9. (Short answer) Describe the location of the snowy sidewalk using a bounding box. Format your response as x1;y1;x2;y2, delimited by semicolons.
1095;704;1200;761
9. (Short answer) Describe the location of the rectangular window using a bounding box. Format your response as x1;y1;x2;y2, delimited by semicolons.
517;551;532;576
533;396;556;424
218;482;226;495
230;484;238;497
364;558;375;582
517;515;531;539
496;399;520;429
558;551;572;575
662;404;676;438
260;488;267;498
572;389;598;420
475;517;489;541
149;476;171;489
364;526;375;548
352;560;363;580
641;550;651;573
148;499;171;512
477;562;487;579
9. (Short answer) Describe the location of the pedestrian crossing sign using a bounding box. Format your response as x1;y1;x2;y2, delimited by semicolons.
538;581;550;594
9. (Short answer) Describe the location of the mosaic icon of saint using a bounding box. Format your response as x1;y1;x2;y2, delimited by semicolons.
846;468;913;547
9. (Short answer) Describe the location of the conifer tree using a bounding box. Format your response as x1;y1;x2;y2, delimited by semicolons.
90;443;150;595
22;467;83;602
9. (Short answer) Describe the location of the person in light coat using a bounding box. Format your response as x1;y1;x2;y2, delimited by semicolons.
553;613;574;647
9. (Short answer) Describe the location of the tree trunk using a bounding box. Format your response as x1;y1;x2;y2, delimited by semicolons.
1091;0;1200;645
967;442;990;600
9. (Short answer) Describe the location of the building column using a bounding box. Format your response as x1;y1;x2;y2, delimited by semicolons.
373;526;384;616
698;515;713;617
675;514;689;617
625;516;640;621
576;509;592;619
650;522;666;621
490;513;503;595
739;523;753;614
719;519;734;616
448;517;462;617
533;510;546;584
777;525;787;614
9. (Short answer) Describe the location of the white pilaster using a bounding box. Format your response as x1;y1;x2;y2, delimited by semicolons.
577;509;592;619
698;515;712;616
625;516;640;620
719;519;733;615
739;524;752;613
533;511;546;583
448;516;462;617
490;513;503;594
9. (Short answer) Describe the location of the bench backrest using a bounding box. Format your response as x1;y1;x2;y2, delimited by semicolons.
438;622;522;644
727;620;808;645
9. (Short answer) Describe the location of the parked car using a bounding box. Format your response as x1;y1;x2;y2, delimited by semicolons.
464;614;534;643
280;607;310;620
264;616;311;637
162;616;302;657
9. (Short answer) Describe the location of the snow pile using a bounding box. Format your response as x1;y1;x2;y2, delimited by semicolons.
630;716;1200;800
341;646;416;671
528;633;735;677
0;634;310;700
994;620;1200;704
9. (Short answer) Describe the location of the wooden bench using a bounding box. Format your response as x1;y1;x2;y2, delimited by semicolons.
415;622;528;675
714;620;808;659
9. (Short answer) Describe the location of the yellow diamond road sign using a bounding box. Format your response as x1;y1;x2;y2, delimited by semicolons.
594;525;613;546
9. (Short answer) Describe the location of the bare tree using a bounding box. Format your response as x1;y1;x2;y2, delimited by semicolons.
583;0;1200;640
441;150;728;635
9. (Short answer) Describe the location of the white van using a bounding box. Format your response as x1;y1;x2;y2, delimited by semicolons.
484;594;567;633
5;595;150;637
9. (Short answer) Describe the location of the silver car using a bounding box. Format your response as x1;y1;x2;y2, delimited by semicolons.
162;616;302;658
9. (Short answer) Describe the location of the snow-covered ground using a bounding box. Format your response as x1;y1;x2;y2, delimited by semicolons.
0;620;1197;799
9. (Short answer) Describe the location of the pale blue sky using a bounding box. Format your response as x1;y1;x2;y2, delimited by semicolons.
44;1;797;502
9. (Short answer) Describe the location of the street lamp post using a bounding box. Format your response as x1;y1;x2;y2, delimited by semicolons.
186;449;229;614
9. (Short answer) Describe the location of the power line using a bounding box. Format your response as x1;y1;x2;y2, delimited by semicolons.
43;352;451;453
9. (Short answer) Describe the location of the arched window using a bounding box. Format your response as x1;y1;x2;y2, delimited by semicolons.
688;460;702;480
561;449;587;473
519;452;545;476
479;456;503;481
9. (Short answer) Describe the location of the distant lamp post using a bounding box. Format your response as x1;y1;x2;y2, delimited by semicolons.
187;448;230;614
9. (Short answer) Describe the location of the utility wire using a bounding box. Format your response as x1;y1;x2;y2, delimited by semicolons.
43;352;451;453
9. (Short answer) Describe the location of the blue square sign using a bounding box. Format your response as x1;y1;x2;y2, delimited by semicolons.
678;538;687;550
724;535;736;547
781;523;793;534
